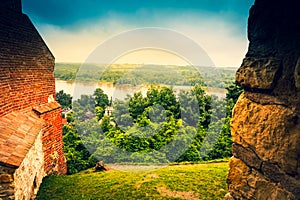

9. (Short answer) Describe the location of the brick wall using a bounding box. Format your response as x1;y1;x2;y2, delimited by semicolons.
0;0;66;186
0;2;55;118
34;103;67;175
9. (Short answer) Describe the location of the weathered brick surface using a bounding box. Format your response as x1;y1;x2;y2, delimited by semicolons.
34;103;67;175
0;0;67;199
0;0;55;118
0;111;44;167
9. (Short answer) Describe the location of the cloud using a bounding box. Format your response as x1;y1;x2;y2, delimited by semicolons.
37;17;132;63
36;10;249;67
23;0;254;27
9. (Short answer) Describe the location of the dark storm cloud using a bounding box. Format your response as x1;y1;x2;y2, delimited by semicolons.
22;0;254;27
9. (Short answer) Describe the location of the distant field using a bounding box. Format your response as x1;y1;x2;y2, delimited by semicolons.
54;63;237;88
36;162;228;200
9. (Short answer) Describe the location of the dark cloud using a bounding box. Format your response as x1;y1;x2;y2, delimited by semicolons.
22;0;254;27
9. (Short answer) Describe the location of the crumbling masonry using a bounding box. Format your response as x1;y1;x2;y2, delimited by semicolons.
0;0;66;199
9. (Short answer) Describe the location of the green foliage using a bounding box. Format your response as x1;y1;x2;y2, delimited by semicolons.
62;124;97;174
56;90;72;109
129;92;147;121
73;88;109;122
207;118;232;159
66;111;74;123
95;106;104;121
54;63;237;89
100;116;113;133
225;82;243;103
73;95;95;122
106;117;178;154
94;88;109;108
54;63;80;81
36;163;229;200
225;82;243;117
64;82;240;172
127;86;180;121
112;98;134;129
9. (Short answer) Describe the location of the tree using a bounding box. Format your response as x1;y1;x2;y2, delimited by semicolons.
95;106;104;121
225;82;243;117
66;111;74;123
129;92;147;121
56;90;72;109
100;116;113;133
158;87;180;119
94;88;109;108
62;124;97;174
226;82;243;104
112;98;134;129
191;84;212;128
93;88;109;121
66;83;238;166
145;86;180;119
73;94;95;122
178;90;199;126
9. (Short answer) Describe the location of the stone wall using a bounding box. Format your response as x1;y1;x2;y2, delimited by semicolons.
0;130;44;200
0;106;66;200
14;131;45;200
226;0;300;199
0;165;16;200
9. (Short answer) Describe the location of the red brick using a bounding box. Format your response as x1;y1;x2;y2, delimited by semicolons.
0;0;66;176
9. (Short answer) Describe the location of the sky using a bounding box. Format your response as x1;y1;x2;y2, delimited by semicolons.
22;0;255;67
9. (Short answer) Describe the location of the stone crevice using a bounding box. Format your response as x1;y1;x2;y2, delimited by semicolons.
244;91;289;107
232;143;263;171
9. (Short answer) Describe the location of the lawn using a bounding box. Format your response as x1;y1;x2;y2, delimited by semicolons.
36;163;228;200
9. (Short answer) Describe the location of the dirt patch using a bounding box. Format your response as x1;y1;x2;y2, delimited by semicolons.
135;174;160;188
146;174;159;179
157;187;200;200
108;165;164;172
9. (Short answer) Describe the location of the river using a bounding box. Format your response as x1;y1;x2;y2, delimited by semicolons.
55;80;227;100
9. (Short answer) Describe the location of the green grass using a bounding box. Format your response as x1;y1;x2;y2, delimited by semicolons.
36;162;228;200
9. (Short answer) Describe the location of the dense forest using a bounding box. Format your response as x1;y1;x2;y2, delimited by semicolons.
54;63;236;89
57;82;242;174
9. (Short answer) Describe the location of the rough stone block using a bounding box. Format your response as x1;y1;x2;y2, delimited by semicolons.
231;94;300;175
236;57;281;90
232;143;262;170
0;174;13;183
227;157;296;200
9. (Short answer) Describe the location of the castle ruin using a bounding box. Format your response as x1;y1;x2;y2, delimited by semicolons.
0;0;67;199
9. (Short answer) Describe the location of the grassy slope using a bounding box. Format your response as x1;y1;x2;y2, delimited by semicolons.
36;163;228;200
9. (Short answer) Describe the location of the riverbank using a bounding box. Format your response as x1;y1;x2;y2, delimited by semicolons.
55;79;227;100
